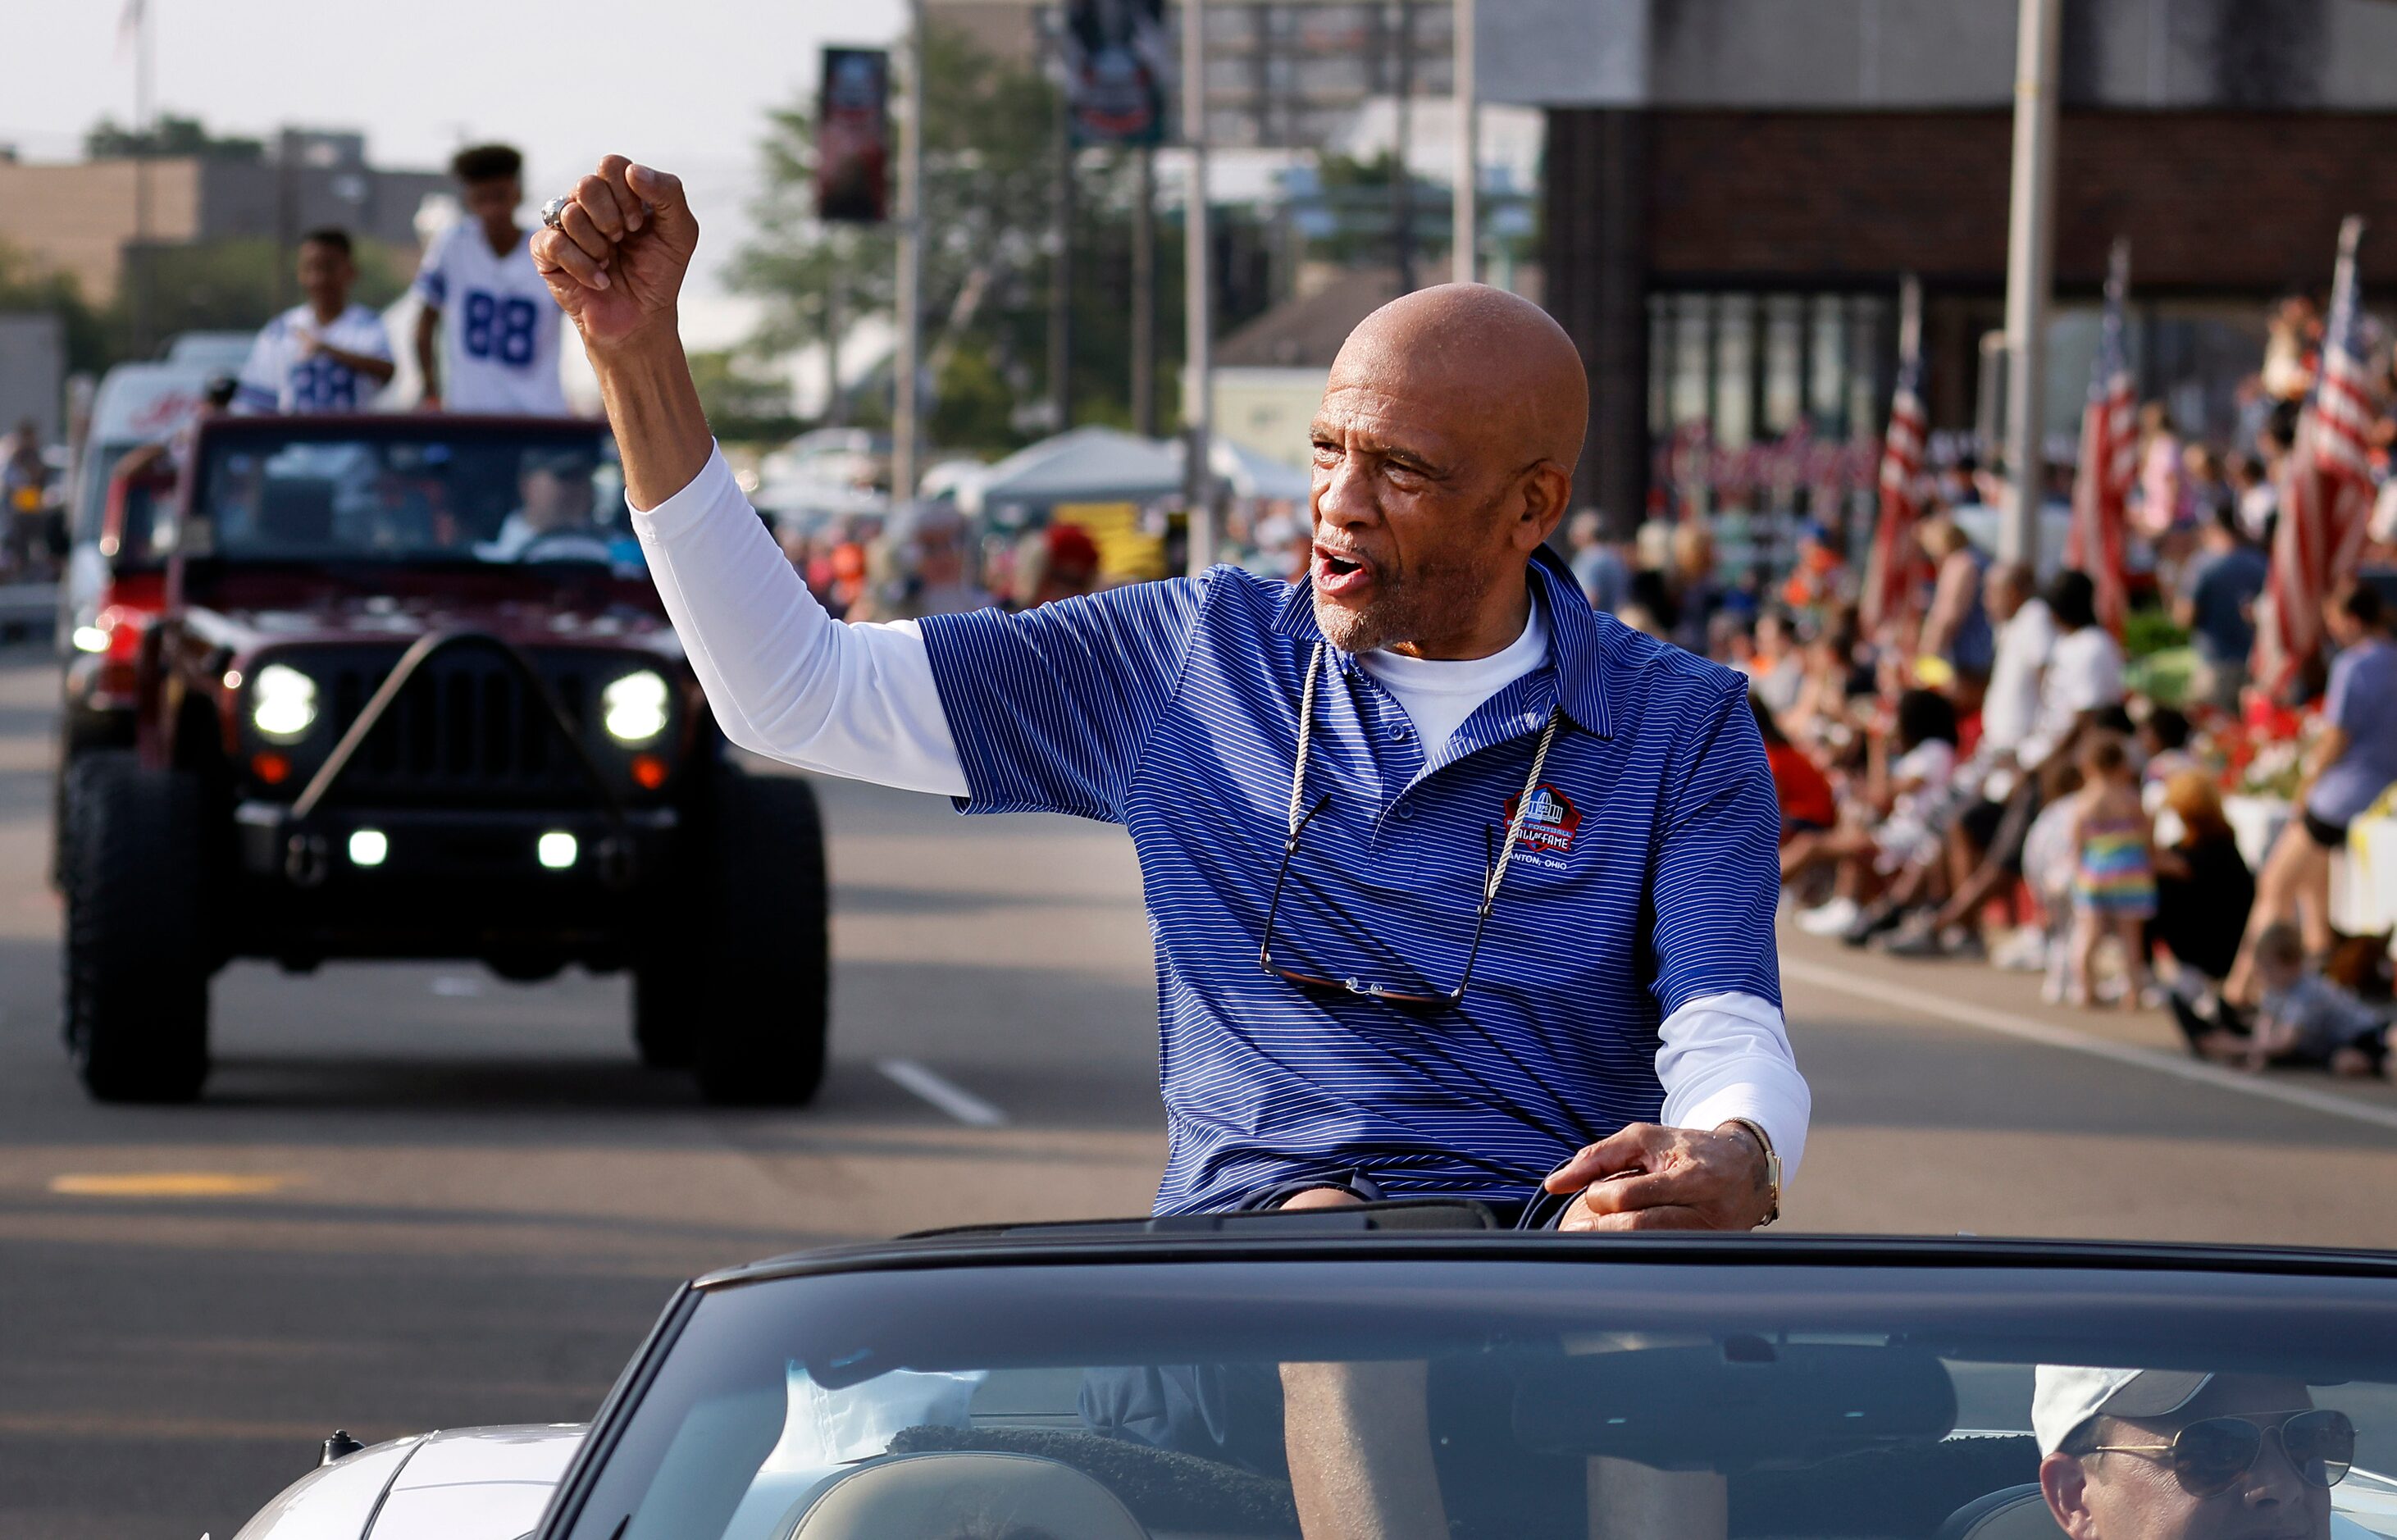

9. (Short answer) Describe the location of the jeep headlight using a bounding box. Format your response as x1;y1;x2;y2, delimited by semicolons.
250;663;319;741
601;670;671;745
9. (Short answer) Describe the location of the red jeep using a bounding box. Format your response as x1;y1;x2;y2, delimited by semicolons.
57;414;827;1105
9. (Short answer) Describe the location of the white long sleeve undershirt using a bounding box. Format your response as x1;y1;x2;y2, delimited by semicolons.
631;444;1811;1182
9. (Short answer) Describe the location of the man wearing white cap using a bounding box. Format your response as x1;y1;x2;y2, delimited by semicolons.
2033;1366;2353;1540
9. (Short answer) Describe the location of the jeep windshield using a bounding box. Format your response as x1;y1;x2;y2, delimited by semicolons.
188;419;635;567
554;1246;2397;1540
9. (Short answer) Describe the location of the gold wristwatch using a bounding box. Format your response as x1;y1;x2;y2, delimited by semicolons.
1723;1119;1782;1227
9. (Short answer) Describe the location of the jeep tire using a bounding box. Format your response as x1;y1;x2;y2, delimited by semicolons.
635;762;828;1104
63;750;212;1103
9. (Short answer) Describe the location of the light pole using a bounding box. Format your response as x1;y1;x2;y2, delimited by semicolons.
1451;0;1475;285
1183;0;1214;576
1999;0;2062;566
892;0;927;505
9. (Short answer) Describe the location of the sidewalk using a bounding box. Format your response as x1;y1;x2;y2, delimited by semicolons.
1777;921;2397;1128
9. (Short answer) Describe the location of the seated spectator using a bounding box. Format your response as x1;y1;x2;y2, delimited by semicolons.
2178;923;2390;1078
1784;601;1875;759
2067;735;2158;1009
1566;508;1629;613
1789;688;1959;936
2150;771;2256;991
2138;707;2199;809
1894;570;2122;957
1743;608;1806;716
2226;581;2397;1003
1753;694;1835;847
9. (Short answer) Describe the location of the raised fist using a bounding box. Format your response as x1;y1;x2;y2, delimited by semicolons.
530;157;699;356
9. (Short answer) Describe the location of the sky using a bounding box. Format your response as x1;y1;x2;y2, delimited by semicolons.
7;0;905;344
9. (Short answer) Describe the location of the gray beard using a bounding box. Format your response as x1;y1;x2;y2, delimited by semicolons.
1311;554;1500;655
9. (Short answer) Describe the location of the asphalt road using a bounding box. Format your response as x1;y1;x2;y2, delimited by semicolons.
0;645;2393;1537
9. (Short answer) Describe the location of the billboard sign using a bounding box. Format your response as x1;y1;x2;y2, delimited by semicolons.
1064;0;1169;146
816;47;891;223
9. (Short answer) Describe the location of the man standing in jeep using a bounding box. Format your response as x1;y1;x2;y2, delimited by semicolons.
415;144;572;417
234;229;396;415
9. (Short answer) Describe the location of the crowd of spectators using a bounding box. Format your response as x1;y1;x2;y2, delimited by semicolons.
1567;380;2397;1085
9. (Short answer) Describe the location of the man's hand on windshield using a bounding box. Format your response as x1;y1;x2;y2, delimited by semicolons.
1544;1123;1774;1231
531;157;698;357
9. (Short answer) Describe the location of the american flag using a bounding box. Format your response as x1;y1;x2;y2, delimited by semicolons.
1862;344;1927;632
2254;216;2376;698
2067;240;2138;636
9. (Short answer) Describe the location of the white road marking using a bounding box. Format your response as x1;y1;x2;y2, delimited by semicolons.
878;1058;1008;1128
429;975;483;997
1780;957;2397;1137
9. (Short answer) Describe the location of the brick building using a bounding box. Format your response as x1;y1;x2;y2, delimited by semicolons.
0;130;444;307
1488;0;2397;531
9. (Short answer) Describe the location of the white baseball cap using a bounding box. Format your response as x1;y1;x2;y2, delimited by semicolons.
2033;1367;2216;1457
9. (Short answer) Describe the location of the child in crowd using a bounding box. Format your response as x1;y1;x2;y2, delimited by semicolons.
2177;923;2392;1076
2137;707;2199;813
2067;734;2158;1008
2019;758;2087;1002
1790;689;1959;935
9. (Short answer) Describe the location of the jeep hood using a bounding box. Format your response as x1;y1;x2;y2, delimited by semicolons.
184;586;686;662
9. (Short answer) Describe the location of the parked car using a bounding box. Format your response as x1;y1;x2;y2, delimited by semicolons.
226;1212;2397;1540
57;412;827;1105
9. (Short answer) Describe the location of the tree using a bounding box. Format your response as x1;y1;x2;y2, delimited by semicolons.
0;244;111;375
84;114;263;161
110;238;408;346
732;25;1181;455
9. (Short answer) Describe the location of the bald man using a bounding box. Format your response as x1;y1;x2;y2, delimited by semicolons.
535;158;1807;1228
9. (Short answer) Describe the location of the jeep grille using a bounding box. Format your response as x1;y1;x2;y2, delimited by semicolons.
322;654;600;806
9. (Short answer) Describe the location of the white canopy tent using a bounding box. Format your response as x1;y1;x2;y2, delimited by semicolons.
955;426;1309;517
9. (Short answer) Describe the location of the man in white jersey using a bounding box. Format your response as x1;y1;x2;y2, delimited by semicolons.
414;144;571;416
234;229;395;414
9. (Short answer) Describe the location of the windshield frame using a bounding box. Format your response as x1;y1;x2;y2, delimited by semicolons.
536;1235;2397;1540
180;413;626;569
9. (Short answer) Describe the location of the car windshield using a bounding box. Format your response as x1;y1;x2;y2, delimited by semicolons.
189;426;632;565
557;1255;2397;1540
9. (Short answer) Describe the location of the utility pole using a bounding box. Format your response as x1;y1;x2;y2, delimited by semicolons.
130;0;155;358
892;0;927;504
1999;0;2062;567
1049;21;1075;437
1451;0;1476;285
1183;0;1215;575
1132;145;1158;438
1391;0;1415;295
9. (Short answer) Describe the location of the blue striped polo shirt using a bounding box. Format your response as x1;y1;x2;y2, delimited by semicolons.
918;548;1783;1215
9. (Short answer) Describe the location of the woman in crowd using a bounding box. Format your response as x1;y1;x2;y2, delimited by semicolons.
1916;515;1994;682
2149;769;2255;991
2224;581;2397;1002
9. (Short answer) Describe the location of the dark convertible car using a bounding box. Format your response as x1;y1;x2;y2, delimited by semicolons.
228;1210;2397;1540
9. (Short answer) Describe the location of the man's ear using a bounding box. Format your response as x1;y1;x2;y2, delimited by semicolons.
2040;1451;2102;1540
1514;461;1573;554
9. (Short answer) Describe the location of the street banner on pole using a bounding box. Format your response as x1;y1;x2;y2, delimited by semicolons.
1064;0;1169;145
1862;276;1927;635
816;47;891;224
2255;216;2375;698
2067;239;2137;637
